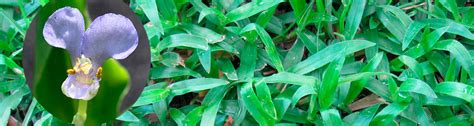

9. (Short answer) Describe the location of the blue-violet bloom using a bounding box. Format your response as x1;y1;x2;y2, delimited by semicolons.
43;7;138;100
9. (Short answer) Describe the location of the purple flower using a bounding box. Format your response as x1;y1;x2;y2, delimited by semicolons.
43;7;138;100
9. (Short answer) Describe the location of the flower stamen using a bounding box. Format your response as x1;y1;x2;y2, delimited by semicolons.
96;67;103;79
74;55;93;75
65;55;98;85
67;69;76;74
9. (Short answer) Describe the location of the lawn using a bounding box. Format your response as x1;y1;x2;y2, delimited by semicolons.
1;0;474;125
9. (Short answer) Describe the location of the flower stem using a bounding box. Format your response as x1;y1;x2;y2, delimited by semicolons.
73;100;88;126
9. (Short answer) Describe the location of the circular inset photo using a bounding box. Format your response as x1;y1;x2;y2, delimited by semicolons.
23;0;150;125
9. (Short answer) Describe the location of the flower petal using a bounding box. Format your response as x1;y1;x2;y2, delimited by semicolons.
61;75;100;100
43;7;85;58
82;13;138;65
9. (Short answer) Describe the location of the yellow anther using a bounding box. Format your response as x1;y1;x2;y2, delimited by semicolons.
67;69;76;74
96;67;103;78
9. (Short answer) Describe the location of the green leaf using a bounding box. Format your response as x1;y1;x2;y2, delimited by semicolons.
338;0;351;33
273;86;298;121
136;0;164;37
321;109;345;126
152;99;168;125
22;99;38;126
226;0;284;23
133;86;170;107
201;86;229;126
150;66;201;79
420;19;474;40
196;48;212;73
353;104;380;126
433;40;474;76
288;40;375;74
238;81;275;125
282;108;308;123
291;85;315;109
297;30;326;54
421;26;449;51
169;78;229;95
156;0;178;24
402;21;426;50
283;39;304;69
189;0;227;24
289;0;306;25
344;52;384;105
254;80;277;119
170;108;186;126
241;23;284;72
434;114;471;125
361;31;402;55
217;58;238;80
0;8;25;36
339;72;394;85
365;79;392;103
159;52;182;67
376;5;412;42
0;54;23;74
237;34;257;80
0;0;17;6
116;111;139;122
256;6;277;27
263;72;318;87
184;106;205;126
34;113;53;125
425;94;465;106
435;82;474;102
370;102;408;125
438;0;461;21
289;0;313;28
156;34;209;53
319;55;345;110
0;85;29;124
399;78;437;98
344;0;366;40
377;5;413;26
180;24;225;44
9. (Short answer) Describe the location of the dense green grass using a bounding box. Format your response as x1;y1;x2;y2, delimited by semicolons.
2;0;474;125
